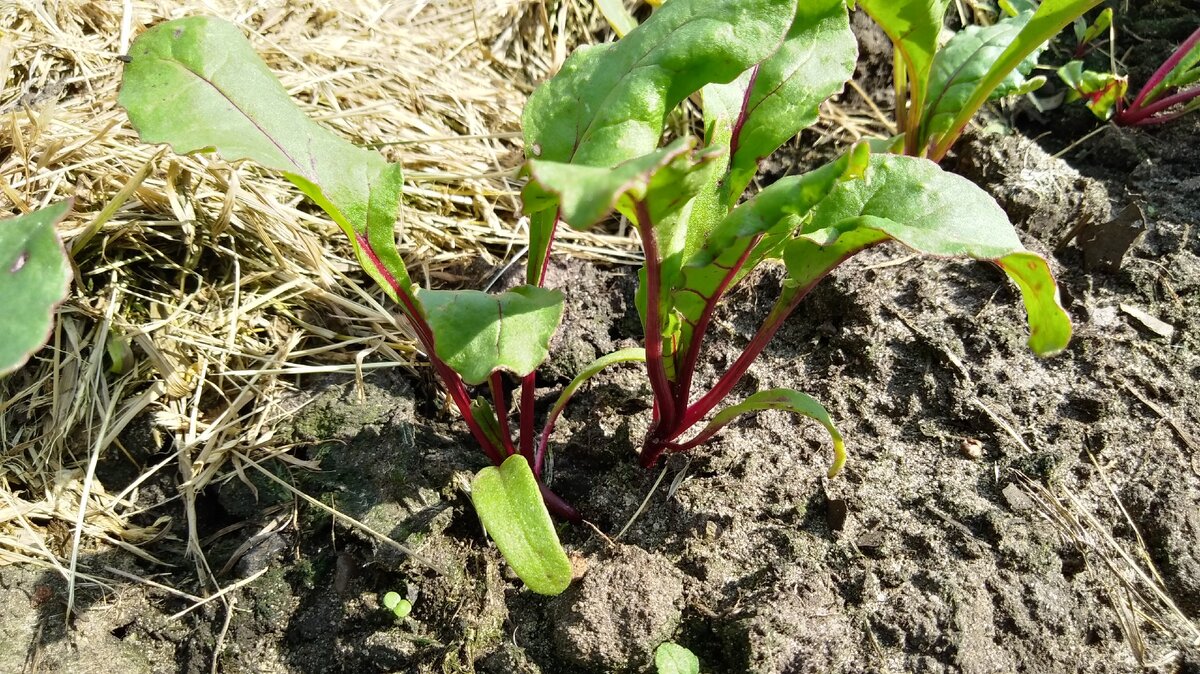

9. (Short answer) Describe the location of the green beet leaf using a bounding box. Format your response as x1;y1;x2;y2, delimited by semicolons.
655;642;700;674
921;9;1046;150
853;0;952;146
118;17;413;301
0;201;73;377
521;0;798;283
527;137;724;350
788;154;1071;355
716;0;857;202
418;286;564;386
1058;60;1127;121
526;138;722;232
702;388;846;477
668;143;869;378
472;455;572;596
926;0;1103;159
545;348;646;432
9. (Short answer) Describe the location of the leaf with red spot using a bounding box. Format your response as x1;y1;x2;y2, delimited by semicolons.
1;201;73;377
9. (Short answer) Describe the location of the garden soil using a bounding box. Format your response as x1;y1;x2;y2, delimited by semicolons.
5;5;1200;674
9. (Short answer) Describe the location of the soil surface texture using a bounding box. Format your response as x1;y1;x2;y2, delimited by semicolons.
5;5;1200;674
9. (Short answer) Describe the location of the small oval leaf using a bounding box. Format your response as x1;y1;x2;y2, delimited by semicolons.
472;455;572;596
655;642;700;674
419;286;565;386
0;201;73;377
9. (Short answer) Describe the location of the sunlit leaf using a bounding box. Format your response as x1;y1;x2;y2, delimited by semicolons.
472;455;572;596
119;17;412;300
419;286;565;386
0;201;73;377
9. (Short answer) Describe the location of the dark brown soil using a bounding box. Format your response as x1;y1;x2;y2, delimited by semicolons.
5;5;1200;674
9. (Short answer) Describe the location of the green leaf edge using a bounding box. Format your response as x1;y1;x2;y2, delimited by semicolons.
0;200;74;377
472;455;573;596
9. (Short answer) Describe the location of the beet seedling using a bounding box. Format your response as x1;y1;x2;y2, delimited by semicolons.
854;0;1103;159
524;0;1072;473
1060;25;1200;126
119;17;573;595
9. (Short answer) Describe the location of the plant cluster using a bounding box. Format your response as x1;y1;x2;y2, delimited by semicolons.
1060;21;1200;126
103;0;1083;595
852;0;1103;158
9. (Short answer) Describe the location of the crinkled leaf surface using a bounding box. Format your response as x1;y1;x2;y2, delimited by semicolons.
704;388;846;477
716;0;857;200
118;17;412;299
655;642;700;674
419;286;564;386
520;0;798;282
472;455;572;596
790;154;1071;355
922;10;1044;147
0;202;73;377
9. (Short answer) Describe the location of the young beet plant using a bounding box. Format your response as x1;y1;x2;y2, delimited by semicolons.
853;0;1102;159
522;0;1072;472
1060;25;1200;126
119;17;588;595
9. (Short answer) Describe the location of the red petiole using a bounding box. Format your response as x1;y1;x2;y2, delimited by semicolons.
1116;27;1200;126
356;233;580;520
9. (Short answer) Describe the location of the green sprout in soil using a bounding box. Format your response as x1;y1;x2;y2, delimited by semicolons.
382;591;413;619
655;642;700;674
853;0;1103;158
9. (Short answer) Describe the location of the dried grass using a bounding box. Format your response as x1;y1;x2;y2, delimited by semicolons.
1017;468;1200;668
0;0;885;610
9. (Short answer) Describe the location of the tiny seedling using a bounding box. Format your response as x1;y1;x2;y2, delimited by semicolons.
524;0;1072;473
0;201;73;377
1070;8;1113;59
655;642;700;674
1060;25;1200;126
853;0;1103;158
382;591;413;619
119;17;573;595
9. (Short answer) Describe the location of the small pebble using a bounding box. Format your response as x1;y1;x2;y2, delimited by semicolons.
960;437;984;460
